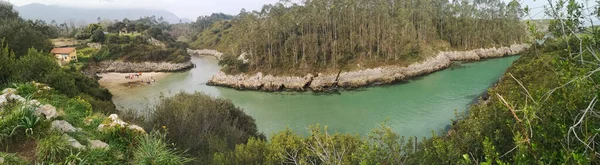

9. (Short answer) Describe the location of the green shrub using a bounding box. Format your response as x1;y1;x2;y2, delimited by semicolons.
99;126;143;159
133;131;192;165
150;92;264;163
0;152;29;165
36;133;73;163
10;105;42;138
13;83;38;97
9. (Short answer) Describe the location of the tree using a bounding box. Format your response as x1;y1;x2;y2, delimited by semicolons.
90;29;105;42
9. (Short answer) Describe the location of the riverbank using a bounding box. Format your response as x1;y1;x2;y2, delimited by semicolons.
207;44;530;92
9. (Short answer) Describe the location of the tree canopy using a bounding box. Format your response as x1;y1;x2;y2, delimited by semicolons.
191;0;528;75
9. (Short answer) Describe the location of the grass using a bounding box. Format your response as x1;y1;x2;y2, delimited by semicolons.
133;131;192;165
36;133;73;163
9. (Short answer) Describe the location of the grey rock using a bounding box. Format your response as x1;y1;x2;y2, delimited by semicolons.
36;104;58;119
0;95;7;108
29;100;41;107
2;88;16;95
98;114;128;131
99;60;194;73
52;120;77;133
187;49;223;59
88;140;109;149
8;94;26;103
0;156;3;164
128;125;146;133
64;135;85;150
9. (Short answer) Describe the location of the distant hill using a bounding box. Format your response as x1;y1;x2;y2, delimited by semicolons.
15;3;186;24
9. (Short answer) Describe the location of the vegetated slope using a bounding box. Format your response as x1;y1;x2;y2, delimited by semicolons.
15;3;184;24
0;83;191;164
191;0;528;75
88;17;191;63
208;38;600;164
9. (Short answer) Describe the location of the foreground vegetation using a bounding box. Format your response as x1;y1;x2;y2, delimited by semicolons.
0;83;191;164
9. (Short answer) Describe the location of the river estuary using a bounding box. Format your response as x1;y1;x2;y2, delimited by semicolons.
101;55;520;138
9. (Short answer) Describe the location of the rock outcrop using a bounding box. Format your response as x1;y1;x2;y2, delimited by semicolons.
187;49;223;59
98;60;194;73
64;134;86;150
98;114;146;134
36;104;59;119
88;140;109;149
51;120;78;133
208;44;529;92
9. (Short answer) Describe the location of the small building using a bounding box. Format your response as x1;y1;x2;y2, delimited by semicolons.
51;47;77;66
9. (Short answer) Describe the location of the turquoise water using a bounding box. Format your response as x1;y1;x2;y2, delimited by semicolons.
106;55;520;138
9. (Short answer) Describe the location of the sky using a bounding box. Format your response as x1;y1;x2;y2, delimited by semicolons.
8;0;282;19
6;0;595;20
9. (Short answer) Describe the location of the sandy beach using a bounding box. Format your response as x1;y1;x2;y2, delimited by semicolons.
98;72;171;89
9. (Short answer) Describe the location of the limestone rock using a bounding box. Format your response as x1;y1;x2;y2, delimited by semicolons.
187;49;223;59
0;95;7;108
88;140;109;149
36;104;58;119
99;114;146;134
98;114;127;131
0;156;3;164
29;100;41;107
64;135;85;150
99;60;194;73
207;44;529;92
2;88;16;96
128;125;146;134
7;94;25;103
52;120;77;133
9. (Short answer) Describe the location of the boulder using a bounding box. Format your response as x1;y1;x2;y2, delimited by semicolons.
64;135;85;150
29;100;41;107
0;95;7;108
8;94;26;103
99;114;146;134
2;88;16;96
88;140;109;149
51;120;77;133
128;125;146;134
36;104;58;119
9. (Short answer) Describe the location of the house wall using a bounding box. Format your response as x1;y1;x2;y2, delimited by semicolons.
53;50;77;66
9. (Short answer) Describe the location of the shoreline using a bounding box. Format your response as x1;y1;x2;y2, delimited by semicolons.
207;44;530;92
97;72;171;90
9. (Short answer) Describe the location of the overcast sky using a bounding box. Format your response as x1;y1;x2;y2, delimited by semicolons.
8;0;281;19
6;0;594;20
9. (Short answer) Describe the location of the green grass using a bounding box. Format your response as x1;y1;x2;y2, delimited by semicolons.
133;132;192;165
36;133;73;163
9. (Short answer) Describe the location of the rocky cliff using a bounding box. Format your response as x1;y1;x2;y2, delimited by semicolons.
207;44;529;92
98;60;194;73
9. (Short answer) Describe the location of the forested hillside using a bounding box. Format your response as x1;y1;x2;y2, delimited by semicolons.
191;0;528;75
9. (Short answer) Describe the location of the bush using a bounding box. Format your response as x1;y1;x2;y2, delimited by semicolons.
133;131;192;165
149;92;264;163
36;134;73;163
13;83;38;97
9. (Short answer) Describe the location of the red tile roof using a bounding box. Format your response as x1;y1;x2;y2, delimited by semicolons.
51;47;76;54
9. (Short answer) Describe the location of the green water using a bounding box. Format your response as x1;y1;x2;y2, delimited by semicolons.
108;55;520;138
